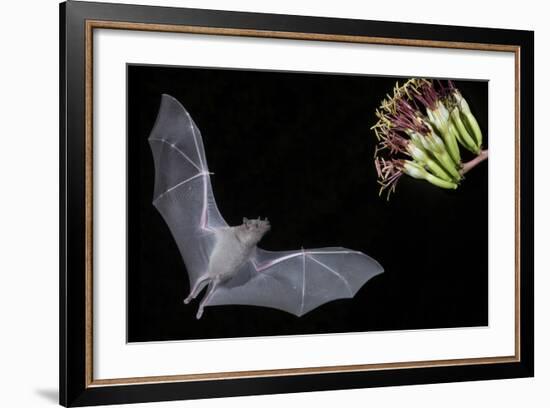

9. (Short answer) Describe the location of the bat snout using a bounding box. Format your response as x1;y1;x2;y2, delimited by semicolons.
260;219;271;232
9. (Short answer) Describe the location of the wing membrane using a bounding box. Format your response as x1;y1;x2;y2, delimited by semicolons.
148;94;228;286
206;247;383;316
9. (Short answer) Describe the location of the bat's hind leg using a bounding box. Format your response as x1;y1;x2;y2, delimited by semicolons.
184;276;210;304
196;280;219;319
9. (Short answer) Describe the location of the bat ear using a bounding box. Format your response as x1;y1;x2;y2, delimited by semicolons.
243;217;249;224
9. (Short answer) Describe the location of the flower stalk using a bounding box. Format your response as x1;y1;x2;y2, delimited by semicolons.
372;79;487;199
461;149;489;175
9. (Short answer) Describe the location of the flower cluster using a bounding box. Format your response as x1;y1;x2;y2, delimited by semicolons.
372;79;485;199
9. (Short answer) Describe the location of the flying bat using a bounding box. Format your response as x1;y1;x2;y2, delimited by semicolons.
149;94;383;319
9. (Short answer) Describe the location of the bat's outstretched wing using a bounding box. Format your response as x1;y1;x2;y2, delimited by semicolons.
149;94;227;287
205;247;383;316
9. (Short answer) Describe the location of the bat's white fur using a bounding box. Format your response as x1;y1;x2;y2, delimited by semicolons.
185;217;270;318
208;218;270;281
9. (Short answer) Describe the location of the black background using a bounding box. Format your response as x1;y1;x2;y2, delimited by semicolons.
127;64;488;342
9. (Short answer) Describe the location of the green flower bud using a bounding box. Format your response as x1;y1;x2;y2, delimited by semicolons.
403;161;458;190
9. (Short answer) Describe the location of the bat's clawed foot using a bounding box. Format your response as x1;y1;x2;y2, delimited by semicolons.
185;277;210;305
193;280;219;320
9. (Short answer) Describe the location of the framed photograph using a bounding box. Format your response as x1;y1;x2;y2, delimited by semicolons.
60;1;534;406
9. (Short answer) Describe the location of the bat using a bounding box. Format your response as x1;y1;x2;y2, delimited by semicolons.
149;94;384;319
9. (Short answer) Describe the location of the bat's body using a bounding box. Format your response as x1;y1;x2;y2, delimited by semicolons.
207;220;270;280
184;220;271;318
149;94;383;319
209;226;258;280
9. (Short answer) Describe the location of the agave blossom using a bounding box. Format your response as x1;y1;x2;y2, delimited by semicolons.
372;78;488;199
